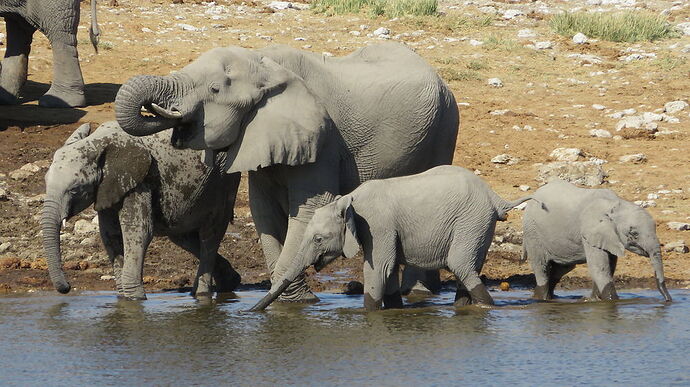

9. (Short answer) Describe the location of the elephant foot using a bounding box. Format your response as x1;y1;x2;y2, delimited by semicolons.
0;89;19;105
454;287;472;307
123;294;147;301
276;280;319;303
532;284;552;301
364;293;383;311
39;87;86;108
383;291;404;309
194;291;213;299
212;260;242;293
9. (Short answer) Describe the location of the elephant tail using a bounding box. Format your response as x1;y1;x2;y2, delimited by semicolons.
89;0;100;53
494;195;542;221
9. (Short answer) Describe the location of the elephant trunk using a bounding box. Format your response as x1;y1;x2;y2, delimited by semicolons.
650;250;672;302
41;198;70;294
248;245;314;312
115;75;187;136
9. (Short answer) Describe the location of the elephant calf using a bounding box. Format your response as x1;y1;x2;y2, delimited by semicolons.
250;166;533;311
522;179;672;302
42;121;241;299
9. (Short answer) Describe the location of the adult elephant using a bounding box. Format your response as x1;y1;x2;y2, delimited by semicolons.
115;43;459;302
0;0;98;107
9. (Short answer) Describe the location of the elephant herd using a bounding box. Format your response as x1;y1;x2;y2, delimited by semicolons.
1;2;671;310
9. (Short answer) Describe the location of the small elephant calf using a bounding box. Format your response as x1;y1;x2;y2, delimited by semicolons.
42;122;241;299
250;165;533;311
522;179;672;302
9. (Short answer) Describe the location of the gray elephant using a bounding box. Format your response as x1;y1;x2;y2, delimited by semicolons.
113;43;459;302
42;121;242;299
522;179;672;302
0;0;98;107
249;166;534;311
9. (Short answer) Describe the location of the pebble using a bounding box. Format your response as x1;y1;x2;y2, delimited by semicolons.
488;78;503;87
677;22;690;36
589;129;612;138
664;100;688;114
549;148;583;162
667;222;690;231
664;240;688;253
100;275;115;281
534;41;554;50
519;185;531;192
619;153;646;163
0;242;11;254
537;161;607;186
491;154;518;165
592;104;606;110
373;27;390;37
469;39;484;46
517;29;536;39
572;33;588;44
503;10;523;20
176;23;200;32
634;200;656;208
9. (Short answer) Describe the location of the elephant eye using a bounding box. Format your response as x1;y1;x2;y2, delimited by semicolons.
209;83;220;94
313;234;323;244
628;229;639;239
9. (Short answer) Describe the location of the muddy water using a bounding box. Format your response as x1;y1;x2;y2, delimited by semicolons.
0;289;688;386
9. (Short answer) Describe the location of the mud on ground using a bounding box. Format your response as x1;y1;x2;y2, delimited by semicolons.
1;0;689;296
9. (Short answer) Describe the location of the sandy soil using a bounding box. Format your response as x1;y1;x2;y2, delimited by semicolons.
1;0;689;296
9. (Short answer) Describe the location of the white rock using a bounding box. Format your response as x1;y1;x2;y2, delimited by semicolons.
176;23;199;32
537;161;607;186
503;9;523;19
567;53;602;64
80;237;96;246
642;112;664;123
534;41;553;50
572;33;588;44
615;116;645;131
592;104;606;110
664;240;688;253
373;27;390;37
619;153;646;163
100;275;115;281
589;129;612;138
647;193;659;200
349;31;361;36
268;1;293;10
664;100;688;114
519;185;531;192
491;154;518;165
549;148;583;161
141;27;153;33
92;216;99;225
517;29;536;38
667;222;690;231
26;194;44;205
490;109;510;116
479;6;497;14
677;22;690;36
634;200;656;208
469;39;484;46
0;242;11;254
74;219;98;235
488;78;503;87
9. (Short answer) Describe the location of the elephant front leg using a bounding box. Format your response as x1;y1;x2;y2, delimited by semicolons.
383;265;403;309
584;246;619;301
531;260;552;301
39;38;86;107
193;226;226;297
118;190;154;300
0;18;35;105
548;263;576;299
98;210;125;297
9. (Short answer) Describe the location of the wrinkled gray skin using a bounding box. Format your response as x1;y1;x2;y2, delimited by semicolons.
250;166;534;311
42;121;241;300
522;179;672;302
0;0;98;107
114;43;459;302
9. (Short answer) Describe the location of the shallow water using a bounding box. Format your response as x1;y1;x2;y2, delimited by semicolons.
0;289;688;386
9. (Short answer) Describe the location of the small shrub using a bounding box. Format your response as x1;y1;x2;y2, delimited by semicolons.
312;0;437;17
437;67;480;82
550;12;677;42
466;60;487;70
653;55;688;71
483;35;520;51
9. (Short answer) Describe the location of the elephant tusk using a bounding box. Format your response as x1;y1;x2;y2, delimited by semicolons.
149;103;183;119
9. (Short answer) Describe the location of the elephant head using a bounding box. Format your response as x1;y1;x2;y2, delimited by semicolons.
115;46;332;173
42;123;151;294
249;195;360;311
581;199;672;302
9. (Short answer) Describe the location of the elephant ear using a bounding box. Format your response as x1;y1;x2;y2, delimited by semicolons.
95;141;151;211
223;57;332;173
336;195;360;258
64;123;91;146
581;209;625;257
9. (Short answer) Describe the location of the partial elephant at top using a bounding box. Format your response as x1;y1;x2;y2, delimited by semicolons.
0;0;99;107
115;43;460;303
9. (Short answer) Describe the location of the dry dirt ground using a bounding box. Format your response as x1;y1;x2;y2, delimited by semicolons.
0;0;689;296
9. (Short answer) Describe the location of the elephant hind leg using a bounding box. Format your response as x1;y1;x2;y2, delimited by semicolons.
548;263;576;299
584;245;619;301
383;264;403;309
0;18;35;105
98;210;125;297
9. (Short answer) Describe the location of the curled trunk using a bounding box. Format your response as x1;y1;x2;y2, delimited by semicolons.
650;251;672;302
41;199;70;294
115;75;185;136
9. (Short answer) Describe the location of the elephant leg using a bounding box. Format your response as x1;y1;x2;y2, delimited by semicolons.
584;245;618;301
591;254;618;300
40;31;86;107
193;222;228;297
98;210;125;297
169;234;241;294
454;282;472;306
447;236;494;306
400;267;441;295
547;263;575;299
0;17;35;105
118;190;153;300
383;264;403;309
528;243;552;300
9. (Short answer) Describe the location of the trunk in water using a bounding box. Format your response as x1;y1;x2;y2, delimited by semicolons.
650;251;672;302
115;75;185;136
248;246;313;311
41;199;70;294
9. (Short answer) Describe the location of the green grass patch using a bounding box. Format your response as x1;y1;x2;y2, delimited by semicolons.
312;0;437;17
466;60;488;71
653;55;688;71
550;11;677;42
407;14;493;33
437;67;480;82
482;35;520;51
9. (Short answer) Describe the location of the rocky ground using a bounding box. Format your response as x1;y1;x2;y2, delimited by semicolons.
1;0;689;296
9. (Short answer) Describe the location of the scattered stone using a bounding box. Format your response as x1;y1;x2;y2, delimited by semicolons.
567;53;602;65
491;154;518;165
533;41;554;50
537;161;607;186
20;163;40;173
80;237;96;246
620;53;656;62
667;222;690;231
619;153;647;163
26;194;45;205
549;148;583;162
0;242;12;254
517;29;536;39
642;112;664;123
373;27;390;37
469;39;484;46
490;109;510;115
634;200;656;208
572;32;588;44
488;78;503;87
74;219;98;235
592;104;606;110
519;185;531;192
664;100;688;114
479;6;497;14
503;10;523;19
267;1;295;10
616;116;653;131
9;169;33;180
590;129;612;138
664;241;688;253
176;23;200;32
100;275;115;281
343;280;364;295
677;22;690;36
